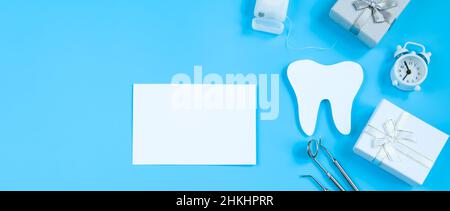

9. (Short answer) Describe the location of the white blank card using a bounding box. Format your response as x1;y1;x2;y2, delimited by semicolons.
132;84;257;165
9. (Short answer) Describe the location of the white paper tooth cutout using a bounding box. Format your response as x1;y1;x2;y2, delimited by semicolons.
287;60;364;136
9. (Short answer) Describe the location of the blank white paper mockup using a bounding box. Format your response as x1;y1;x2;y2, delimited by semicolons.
132;84;257;165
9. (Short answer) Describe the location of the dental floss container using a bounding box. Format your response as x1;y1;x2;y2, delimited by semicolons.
252;0;289;35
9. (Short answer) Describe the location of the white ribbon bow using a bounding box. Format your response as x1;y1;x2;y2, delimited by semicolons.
364;113;434;169
353;0;398;23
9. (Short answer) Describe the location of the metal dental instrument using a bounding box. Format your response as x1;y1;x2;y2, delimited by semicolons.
307;138;359;191
300;175;330;191
318;140;360;191
307;139;345;191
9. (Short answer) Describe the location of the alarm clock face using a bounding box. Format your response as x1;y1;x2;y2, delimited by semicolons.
395;55;428;85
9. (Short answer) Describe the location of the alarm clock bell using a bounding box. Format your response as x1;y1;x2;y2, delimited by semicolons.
395;42;432;64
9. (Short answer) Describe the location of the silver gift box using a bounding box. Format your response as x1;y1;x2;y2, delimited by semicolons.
330;0;410;48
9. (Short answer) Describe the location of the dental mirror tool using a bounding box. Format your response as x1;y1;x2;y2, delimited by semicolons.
307;138;360;191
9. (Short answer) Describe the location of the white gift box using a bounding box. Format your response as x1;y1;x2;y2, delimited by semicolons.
354;99;449;186
330;0;410;48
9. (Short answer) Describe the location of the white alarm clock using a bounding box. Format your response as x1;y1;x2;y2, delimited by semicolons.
391;42;432;92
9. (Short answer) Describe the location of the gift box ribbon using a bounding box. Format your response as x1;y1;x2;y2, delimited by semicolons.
364;112;434;169
350;0;398;35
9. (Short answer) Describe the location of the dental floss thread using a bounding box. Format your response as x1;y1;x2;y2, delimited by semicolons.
285;17;337;51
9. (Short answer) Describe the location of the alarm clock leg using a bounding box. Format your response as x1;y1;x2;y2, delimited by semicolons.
415;86;421;92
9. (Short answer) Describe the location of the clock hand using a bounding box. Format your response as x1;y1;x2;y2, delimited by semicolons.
404;61;411;72
403;61;412;81
403;73;409;80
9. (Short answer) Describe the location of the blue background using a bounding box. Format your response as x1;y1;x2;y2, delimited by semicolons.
0;0;449;191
